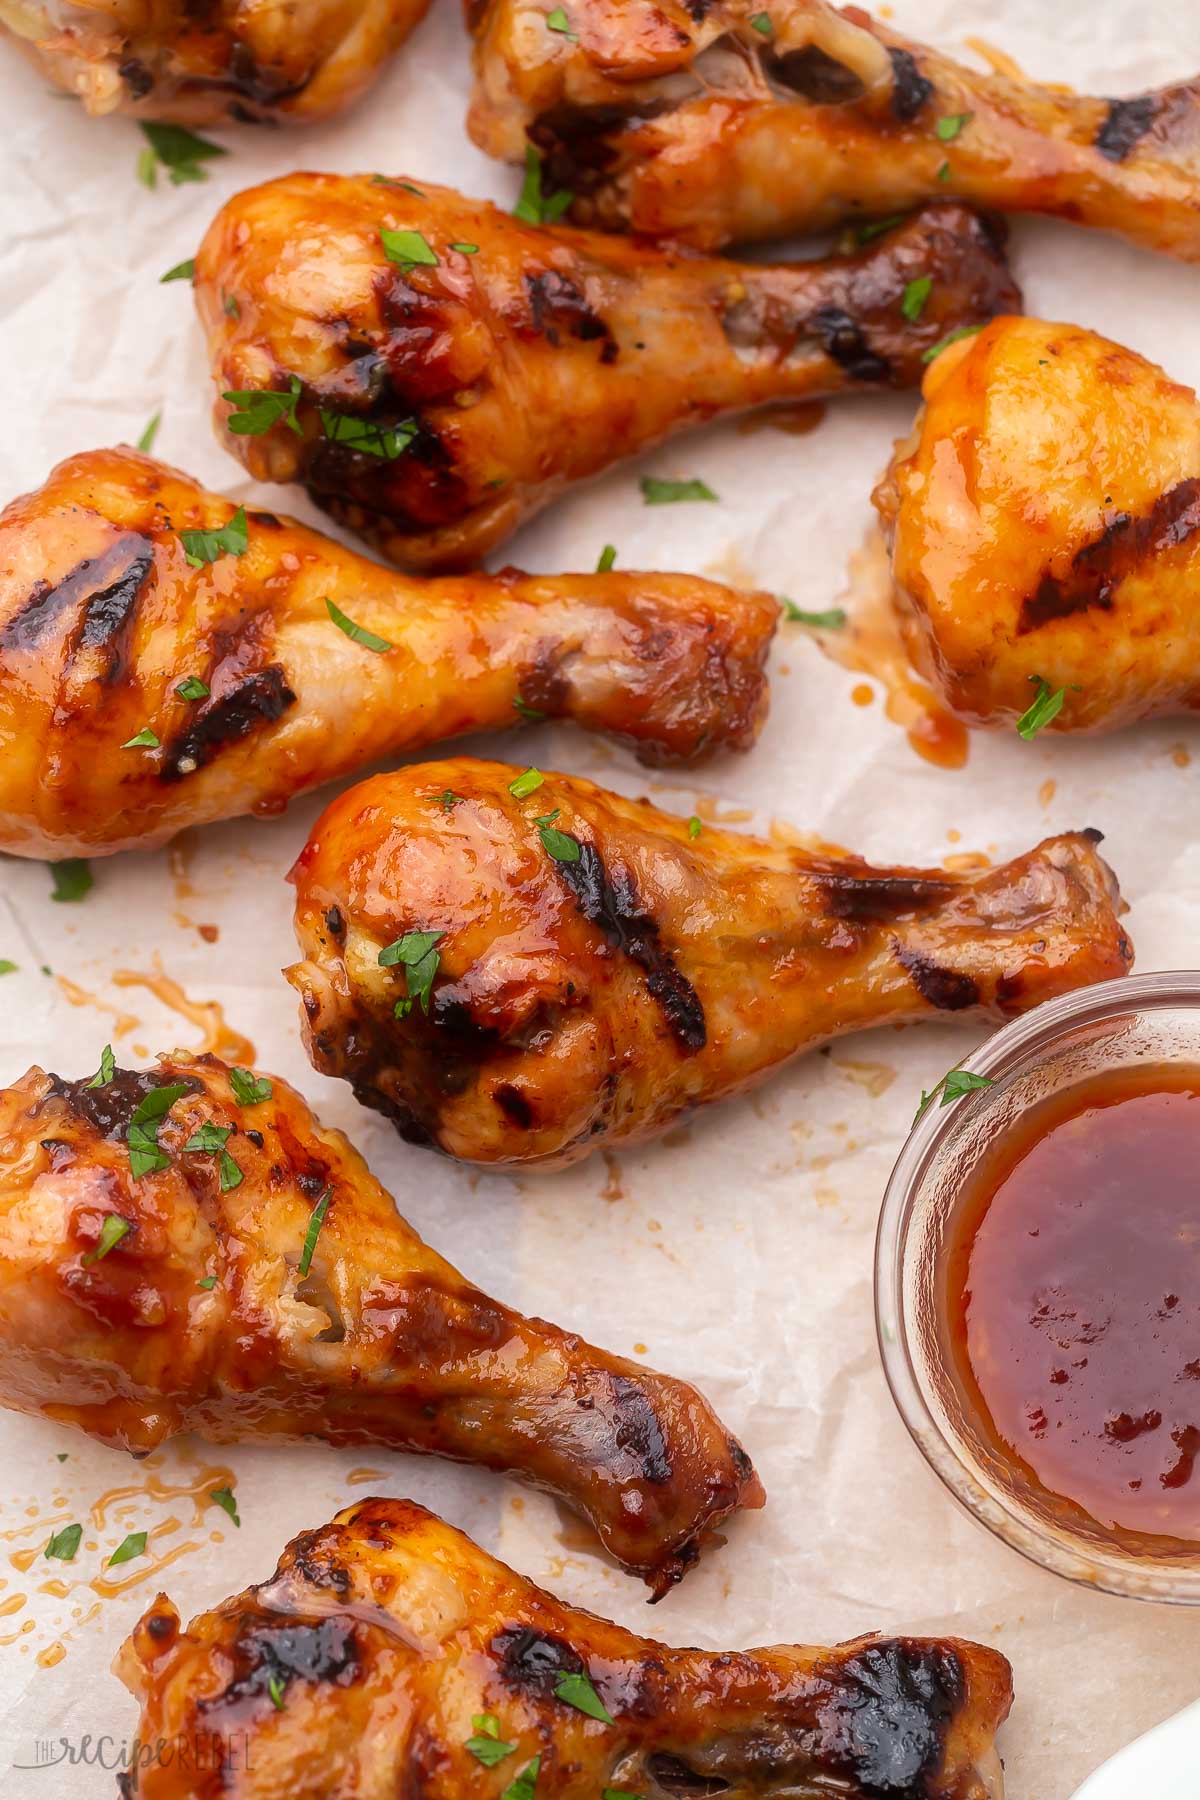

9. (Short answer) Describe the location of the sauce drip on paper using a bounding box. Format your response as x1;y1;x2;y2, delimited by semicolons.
805;530;968;770
111;966;255;1064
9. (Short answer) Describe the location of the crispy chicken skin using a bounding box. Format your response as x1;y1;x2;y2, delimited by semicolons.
116;1496;1014;1800
196;173;1019;568
874;317;1200;734
287;759;1134;1170
0;447;777;860
0;0;429;124
468;0;1200;259
0;1054;761;1592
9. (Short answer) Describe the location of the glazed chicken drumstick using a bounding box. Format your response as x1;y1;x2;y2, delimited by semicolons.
1;0;429;124
118;1497;1014;1800
875;316;1200;734
0;1053;761;1593
0;447;776;859
196;174;1019;568
469;0;1200;260
288;759;1133;1170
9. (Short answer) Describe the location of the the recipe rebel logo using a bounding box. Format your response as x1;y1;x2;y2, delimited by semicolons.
13;1730;256;1774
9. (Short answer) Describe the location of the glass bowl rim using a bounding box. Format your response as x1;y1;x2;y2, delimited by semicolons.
874;969;1200;1604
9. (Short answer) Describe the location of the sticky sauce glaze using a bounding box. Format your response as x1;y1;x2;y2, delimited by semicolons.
735;399;828;436
943;1069;1200;1548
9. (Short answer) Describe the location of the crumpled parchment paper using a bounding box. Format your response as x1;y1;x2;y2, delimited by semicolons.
1;1;1199;1793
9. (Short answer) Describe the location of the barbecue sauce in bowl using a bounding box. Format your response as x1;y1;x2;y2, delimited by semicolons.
942;1067;1200;1552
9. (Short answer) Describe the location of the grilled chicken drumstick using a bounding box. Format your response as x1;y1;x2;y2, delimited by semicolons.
117;1496;1014;1800
0;1054;761;1593
0;447;776;859
469;0;1200;260
875;317;1200;734
196;174;1019;568
2;0;430;124
288;759;1133;1170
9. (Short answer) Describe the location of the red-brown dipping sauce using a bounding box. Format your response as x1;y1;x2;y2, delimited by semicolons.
943;1068;1200;1548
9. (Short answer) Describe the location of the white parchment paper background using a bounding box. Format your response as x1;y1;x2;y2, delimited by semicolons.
1;1;1199;1793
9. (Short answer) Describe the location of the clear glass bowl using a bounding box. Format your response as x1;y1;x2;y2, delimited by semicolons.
875;971;1200;1604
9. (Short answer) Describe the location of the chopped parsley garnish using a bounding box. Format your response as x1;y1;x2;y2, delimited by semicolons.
136;411;161;454
857;214;906;243
782;599;846;628
435;790;461;812
380;227;439;270
318;410;417;460
687;816;702;840
45;1524;82;1563
640;475;717;505
267;1674;286;1710
1016;675;1067;739
513;694;545;722
602;1792;645;1800
936;112;972;141
501;1758;541;1800
88;1044;116;1089
470;1742;516;1769
108;1530;147;1566
209;1486;240;1527
937;160;951;181
222;376;302;436
229;1067;272;1107
901;276;932;322
223;292;240;319
182;1122;243;1191
127;1083;191;1179
82;1214;131;1266
50;859;92;903
326;597;394;652
546;5;578;36
197;1274;217;1290
596;544;617;573
921;324;982;364
553;1671;613;1723
449;242;479;254
749;11;773;32
159;258;195;284
182;1122;232;1152
137;123;226;188
514;144;573;226
121;728;160;750
297;1186;332;1278
508;767;545;800
379;930;444;1016
176;676;210;701
539;821;581;863
0;960;16;976
914;1066;994;1126
180;504;248;568
467;1715;516;1767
